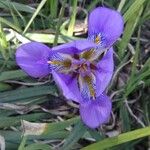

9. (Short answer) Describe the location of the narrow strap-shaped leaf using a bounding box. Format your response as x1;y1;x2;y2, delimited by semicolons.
82;126;150;150
61;120;87;150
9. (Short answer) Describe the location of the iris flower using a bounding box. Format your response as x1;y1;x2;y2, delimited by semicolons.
16;7;123;128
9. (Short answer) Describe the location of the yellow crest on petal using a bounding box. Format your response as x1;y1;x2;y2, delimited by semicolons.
94;35;101;44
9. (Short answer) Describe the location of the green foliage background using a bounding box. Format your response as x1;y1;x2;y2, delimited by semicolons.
0;0;150;150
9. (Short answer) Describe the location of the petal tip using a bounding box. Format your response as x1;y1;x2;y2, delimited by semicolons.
80;94;112;129
88;7;124;47
16;42;50;78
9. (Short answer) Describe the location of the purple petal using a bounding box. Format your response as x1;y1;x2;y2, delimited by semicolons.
80;94;112;128
52;71;82;103
88;7;124;47
78;75;91;101
16;42;50;78
96;47;114;96
52;39;97;54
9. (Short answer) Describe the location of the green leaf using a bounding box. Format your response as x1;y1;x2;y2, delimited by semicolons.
125;29;150;96
81;126;150;150
0;85;57;102
67;0;77;36
123;0;145;22
0;113;47;128
120;103;131;132
18;136;27;150
61;120;87;150
0;70;27;81
0;24;9;59
0;0;36;13
117;0;126;12
42;117;80;135
87;0;101;12
23;0;47;34
25;32;81;43
87;129;104;141
0;83;11;91
118;6;143;58
49;0;58;18
0;130;69;142
53;0;67;46
0;17;21;32
25;143;52;150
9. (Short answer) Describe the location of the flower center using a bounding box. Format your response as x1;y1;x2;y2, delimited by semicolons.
47;51;99;100
71;59;92;76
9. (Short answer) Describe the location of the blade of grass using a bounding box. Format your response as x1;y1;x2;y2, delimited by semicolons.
23;0;47;34
25;143;52;150
119;102;131;135
129;28;141;82
25;32;82;43
12;3;27;27
61;120;87;150
87;0;101;12
88;129;104;141
67;0;77;36
0;109;12;117
0;85;57;102
117;0;126;12
118;6;143;58
8;4;20;29
18;136;27;150
28;131;69;140
0;113;47;128
21;117;80;140
49;0;58;18
140;0;150;23
123;0;145;22
0;70;27;81
53;0;67;46
0;17;21;32
125;27;143;96
125;69;150;96
82;126;150;150
42;117;80;135
1;130;68;143
0;0;36;13
0;83;11;91
0;24;9;59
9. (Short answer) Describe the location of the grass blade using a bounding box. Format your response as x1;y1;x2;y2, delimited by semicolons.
23;0;47;34
61;120;87;150
123;0;145;22
67;0;77;36
25;143;52;150
53;0;67;46
0;70;27;81
49;0;58;18
25;32;81;43
0;113;47;128
0;0;36;13
0;17;21;32
0;85;57;102
118;6;143;58
117;0;126;12
82;126;150;150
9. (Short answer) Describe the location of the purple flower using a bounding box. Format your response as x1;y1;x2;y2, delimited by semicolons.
16;7;123;128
